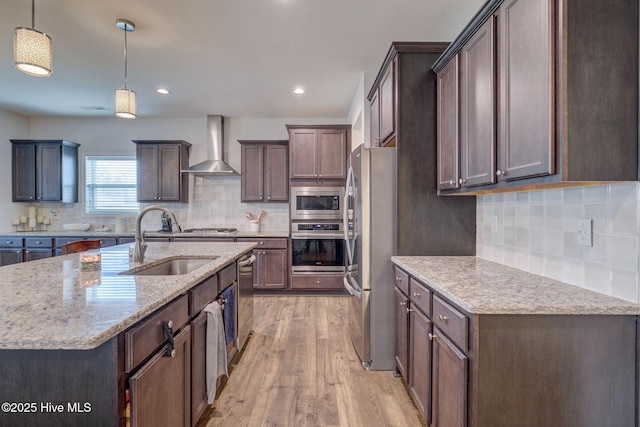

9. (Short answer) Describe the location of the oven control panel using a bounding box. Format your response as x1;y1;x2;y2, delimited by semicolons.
295;223;342;232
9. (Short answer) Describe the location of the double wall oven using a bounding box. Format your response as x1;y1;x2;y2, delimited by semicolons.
290;186;346;277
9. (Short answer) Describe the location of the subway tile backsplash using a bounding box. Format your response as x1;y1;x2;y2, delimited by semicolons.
30;176;290;234
477;182;640;303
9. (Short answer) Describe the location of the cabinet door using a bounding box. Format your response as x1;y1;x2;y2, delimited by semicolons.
158;145;182;201
409;306;432;422
24;249;53;262
0;249;23;266
461;17;496;187
37;144;62;201
12;143;36;201
130;326;191;427
254;250;288;289
137;145;160;201
379;60;395;144
241;144;265;202
316;129;347;179
437;56;461;191
190;312;208;427
498;0;554;181
394;288;409;382
265;145;288;202
289;129;318;178
370;89;381;147
431;328;467;427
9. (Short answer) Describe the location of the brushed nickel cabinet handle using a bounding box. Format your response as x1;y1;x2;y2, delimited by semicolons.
413;292;420;298
439;314;448;322
428;333;437;340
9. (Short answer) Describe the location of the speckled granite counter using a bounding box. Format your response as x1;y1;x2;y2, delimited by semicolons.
0;241;256;350
391;256;640;315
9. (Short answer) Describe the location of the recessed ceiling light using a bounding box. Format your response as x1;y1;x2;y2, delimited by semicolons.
156;88;170;94
294;88;305;94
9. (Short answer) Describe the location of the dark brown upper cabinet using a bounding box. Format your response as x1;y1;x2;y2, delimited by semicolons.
239;140;288;202
133;140;191;203
11;139;79;203
370;59;396;147
433;0;638;194
286;125;350;180
436;56;461;191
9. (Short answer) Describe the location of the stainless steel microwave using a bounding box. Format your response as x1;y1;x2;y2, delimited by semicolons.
290;186;345;221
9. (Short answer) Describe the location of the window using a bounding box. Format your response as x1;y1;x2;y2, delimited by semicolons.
85;156;139;214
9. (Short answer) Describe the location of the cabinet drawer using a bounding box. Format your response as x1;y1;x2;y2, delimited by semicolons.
393;266;409;295
409;278;431;317
218;262;237;292
291;274;344;290
238;238;287;249
25;237;53;248
0;237;23;248
190;275;218;315
125;294;189;373
432;295;468;351
95;237;117;247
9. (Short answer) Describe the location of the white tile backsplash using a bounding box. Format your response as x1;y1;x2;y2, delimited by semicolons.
477;182;640;303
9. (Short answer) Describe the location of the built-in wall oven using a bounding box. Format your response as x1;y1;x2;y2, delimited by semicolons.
290;186;345;221
291;222;346;274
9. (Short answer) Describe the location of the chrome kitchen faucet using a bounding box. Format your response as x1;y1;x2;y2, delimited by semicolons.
133;205;182;262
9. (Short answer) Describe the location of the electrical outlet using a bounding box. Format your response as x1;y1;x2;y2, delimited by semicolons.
577;219;593;247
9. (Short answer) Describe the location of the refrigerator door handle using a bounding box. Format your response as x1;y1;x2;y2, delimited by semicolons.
343;273;362;298
344;166;355;265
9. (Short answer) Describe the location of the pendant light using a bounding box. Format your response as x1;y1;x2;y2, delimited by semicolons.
115;19;137;119
13;0;52;77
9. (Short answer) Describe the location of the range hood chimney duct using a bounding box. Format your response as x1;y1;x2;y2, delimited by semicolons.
183;115;239;175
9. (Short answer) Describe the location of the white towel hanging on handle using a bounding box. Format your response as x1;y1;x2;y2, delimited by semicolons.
203;301;228;404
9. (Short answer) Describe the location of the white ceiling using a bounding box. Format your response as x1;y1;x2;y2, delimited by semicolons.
0;0;484;119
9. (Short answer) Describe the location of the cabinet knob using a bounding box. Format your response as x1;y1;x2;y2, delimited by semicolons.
168;349;176;358
267;196;271;200
496;169;506;176
459;178;466;184
438;314;448;322
259;242;264;245
395;276;401;282
428;333;437;340
400;301;406;307
449;180;455;185
406;307;413;313
316;280;320;284
6;241;12;244
29;196;33;200
166;320;173;329
413;292;420;298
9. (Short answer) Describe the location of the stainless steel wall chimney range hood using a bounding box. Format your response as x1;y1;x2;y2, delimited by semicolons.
182;115;239;175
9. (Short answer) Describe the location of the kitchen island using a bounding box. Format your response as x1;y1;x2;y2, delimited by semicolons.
392;256;640;427
0;241;256;427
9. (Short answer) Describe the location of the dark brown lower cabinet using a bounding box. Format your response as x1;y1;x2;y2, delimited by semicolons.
0;249;23;266
190;312;208;427
431;328;467;427
129;326;191;427
394;288;409;382
409;307;432;423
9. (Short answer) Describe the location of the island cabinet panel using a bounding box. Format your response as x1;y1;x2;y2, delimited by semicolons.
434;0;638;194
129;326;191;427
190;312;208;427
0;337;122;427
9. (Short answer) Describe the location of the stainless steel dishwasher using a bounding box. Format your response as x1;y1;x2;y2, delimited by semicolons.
236;253;256;350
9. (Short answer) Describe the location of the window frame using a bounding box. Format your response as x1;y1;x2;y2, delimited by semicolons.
84;155;139;215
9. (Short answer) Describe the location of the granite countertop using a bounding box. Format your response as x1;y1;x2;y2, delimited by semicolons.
391;256;640;315
0;230;290;238
0;241;256;350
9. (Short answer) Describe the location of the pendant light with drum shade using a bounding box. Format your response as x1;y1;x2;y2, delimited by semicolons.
115;19;136;119
13;0;52;77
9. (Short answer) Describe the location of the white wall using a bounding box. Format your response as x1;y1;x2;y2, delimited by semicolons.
0;108;31;229
477;183;640;303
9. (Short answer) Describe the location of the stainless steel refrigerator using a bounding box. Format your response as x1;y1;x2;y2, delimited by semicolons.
343;144;396;370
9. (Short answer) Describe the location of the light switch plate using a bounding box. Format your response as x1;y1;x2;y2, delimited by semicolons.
577;219;593;247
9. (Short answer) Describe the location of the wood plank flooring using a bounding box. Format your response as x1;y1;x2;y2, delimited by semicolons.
199;295;423;427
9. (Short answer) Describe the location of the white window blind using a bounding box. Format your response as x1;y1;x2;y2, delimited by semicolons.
85;156;139;214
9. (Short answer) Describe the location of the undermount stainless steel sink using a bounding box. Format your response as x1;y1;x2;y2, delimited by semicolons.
121;256;219;276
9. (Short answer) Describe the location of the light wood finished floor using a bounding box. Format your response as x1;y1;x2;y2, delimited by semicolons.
199;295;423;427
